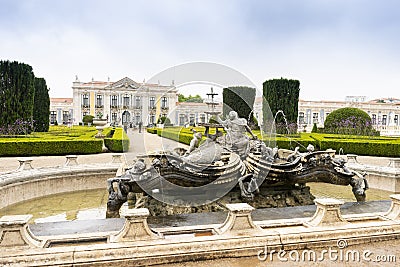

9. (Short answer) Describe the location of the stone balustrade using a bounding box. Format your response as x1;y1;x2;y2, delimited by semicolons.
304;198;347;227
17;158;33;171
3;198;400;266
64;155;78;166
216;203;262;235
0;214;42;248
109;204;162;242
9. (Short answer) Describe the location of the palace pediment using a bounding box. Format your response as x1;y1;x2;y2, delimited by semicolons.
108;77;141;90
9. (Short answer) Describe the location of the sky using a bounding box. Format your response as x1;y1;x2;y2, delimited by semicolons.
1;0;400;101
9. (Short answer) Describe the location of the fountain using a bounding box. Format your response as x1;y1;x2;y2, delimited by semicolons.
106;111;368;217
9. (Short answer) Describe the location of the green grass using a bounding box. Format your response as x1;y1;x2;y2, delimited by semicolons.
0;125;129;156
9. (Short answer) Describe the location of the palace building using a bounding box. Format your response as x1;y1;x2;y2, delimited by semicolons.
50;80;400;136
71;76;178;126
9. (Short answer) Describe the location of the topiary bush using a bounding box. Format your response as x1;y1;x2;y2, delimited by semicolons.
323;107;378;136
82;115;94;125
104;127;130;152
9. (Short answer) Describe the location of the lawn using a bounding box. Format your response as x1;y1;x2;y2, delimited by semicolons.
0;125;129;156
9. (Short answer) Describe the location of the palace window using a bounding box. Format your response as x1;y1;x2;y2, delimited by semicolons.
382;115;387;125
111;95;118;107
395;115;398;125
50;111;57;124
161;97;168;108
123;95;130;107
179;114;186;126
298;112;305;124
82;94;89;107
372;114;377;125
200;114;206;123
312;113;318;124
189;114;195;125
149;96;155;108
62;111;70;124
96;94;103;108
111;112;118;123
135;96;141;108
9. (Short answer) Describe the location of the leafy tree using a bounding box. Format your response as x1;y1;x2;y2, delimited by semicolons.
324;107;378;136
33;77;50;132
222;86;258;128
178;94;203;103
263;78;300;134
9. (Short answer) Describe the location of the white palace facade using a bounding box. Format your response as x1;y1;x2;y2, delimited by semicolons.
50;80;400;136
71;76;178;126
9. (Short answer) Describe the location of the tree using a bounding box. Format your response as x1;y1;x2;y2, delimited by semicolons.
0;60;51;133
33;77;50;132
324;107;378;136
0;60;35;128
222;86;258;129
178;94;203;103
263;78;300;134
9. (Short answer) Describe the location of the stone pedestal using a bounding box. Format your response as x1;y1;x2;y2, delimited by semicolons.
216;203;262;235
109;205;161;242
64;155;78;166
304;198;347;227
0;215;41;248
388;158;400;169
346;154;359;164
111;154;123;164
17;159;33;171
383;194;400;220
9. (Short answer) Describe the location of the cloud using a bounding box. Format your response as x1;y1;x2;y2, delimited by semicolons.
1;0;399;100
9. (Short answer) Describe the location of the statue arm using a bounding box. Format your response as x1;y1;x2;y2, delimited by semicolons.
245;125;257;139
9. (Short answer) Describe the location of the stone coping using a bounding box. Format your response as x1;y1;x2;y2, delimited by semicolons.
0;163;119;187
2;198;400;266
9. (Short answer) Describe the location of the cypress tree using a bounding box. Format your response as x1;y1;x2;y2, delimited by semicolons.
263;78;300;134
0;60;50;133
33;77;50;132
222;86;257;128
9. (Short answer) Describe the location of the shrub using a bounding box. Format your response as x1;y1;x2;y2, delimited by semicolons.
104;127;130;152
0;139;103;156
311;123;318;133
157;116;171;125
324;107;378;136
82;115;94;125
147;127;158;134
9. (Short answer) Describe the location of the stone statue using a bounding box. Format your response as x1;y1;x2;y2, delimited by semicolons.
185;130;202;156
217;111;257;158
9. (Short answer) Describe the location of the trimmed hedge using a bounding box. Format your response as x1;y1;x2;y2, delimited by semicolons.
154;127;400;157
0;139;103;156
147;128;158;134
104;127;130;152
0;125;103;156
309;133;400;157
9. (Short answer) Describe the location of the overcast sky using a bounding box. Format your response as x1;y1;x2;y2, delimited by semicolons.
1;0;399;101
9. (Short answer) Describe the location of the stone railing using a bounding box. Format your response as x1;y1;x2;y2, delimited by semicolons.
2;196;400;266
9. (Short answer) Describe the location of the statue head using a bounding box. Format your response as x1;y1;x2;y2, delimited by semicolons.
307;144;315;152
229;111;238;120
